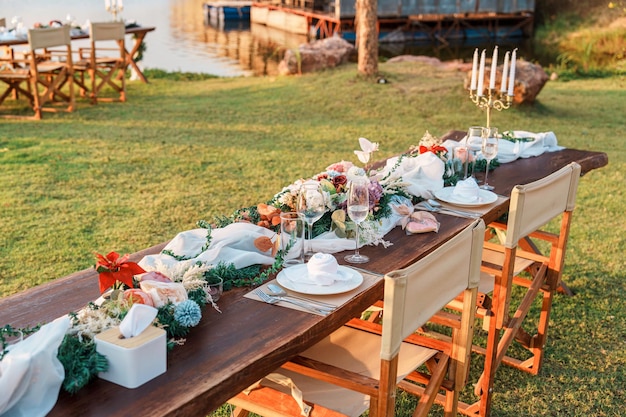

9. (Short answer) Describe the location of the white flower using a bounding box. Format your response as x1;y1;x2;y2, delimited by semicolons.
346;166;367;182
354;137;379;164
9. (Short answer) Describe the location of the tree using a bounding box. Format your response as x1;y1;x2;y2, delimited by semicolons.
356;0;378;76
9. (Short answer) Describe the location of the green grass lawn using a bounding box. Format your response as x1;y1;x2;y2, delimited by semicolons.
1;62;625;416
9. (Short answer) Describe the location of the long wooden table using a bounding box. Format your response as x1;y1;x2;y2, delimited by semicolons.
0;26;155;83
0;137;608;416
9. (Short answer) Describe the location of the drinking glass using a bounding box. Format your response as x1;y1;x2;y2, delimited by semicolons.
297;181;326;260
481;127;498;190
279;212;304;267
466;126;483;181
344;178;370;264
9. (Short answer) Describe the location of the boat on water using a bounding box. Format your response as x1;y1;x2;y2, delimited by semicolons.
203;1;252;22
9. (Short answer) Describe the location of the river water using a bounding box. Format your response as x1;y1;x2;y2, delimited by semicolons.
1;0;544;77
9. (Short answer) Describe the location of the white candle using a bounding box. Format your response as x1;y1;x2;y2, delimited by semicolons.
118;0;123;9
489;46;498;90
500;51;509;92
477;50;486;97
470;48;478;91
105;0;111;9
508;49;517;96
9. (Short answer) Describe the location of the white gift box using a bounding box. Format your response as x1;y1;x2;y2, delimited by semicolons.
95;325;166;389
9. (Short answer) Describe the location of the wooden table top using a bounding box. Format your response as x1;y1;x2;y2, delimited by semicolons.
0;26;155;47
0;135;608;416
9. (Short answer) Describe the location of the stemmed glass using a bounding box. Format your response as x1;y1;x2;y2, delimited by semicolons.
481;127;499;190
297;180;326;260
466;126;484;181
344;178;370;264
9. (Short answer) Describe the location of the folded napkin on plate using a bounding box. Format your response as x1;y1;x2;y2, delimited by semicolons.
452;177;480;202
452;130;564;164
118;304;158;339
306;253;340;286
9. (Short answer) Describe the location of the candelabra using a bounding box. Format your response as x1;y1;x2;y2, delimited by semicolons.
469;88;513;128
468;47;517;128
105;0;124;21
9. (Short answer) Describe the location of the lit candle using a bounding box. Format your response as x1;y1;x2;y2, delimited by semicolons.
477;50;486;97
105;0;111;9
117;0;123;9
508;49;517;96
489;46;498;90
470;48;478;91
500;51;509;93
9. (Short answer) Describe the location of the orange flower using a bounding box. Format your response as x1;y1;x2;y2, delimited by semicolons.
94;251;146;294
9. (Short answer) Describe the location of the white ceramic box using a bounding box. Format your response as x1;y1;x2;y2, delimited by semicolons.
95;325;166;389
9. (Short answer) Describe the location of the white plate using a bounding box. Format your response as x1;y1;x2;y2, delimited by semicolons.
276;265;363;295
434;187;498;207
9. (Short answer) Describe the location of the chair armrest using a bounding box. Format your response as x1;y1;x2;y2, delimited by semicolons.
282;355;379;397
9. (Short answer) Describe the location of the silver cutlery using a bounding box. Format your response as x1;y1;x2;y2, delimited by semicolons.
267;283;337;309
417;201;480;218
254;289;333;315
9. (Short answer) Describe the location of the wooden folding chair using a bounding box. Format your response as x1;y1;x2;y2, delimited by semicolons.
447;162;582;416
73;22;126;104
1;47;33;111
228;218;484;417
1;26;75;120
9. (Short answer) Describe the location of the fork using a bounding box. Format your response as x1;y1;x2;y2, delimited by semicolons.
418;202;480;218
254;290;334;315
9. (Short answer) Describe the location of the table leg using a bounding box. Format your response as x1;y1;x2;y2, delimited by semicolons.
125;32;149;83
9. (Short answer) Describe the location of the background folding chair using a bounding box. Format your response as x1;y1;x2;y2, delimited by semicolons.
1;46;33;115
228;218;484;417
443;162;581;416
1;26;74;119
73;22;126;104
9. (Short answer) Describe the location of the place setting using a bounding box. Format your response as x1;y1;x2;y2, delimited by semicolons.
245;252;382;316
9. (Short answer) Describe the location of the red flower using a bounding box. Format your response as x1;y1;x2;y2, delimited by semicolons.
94;251;146;294
419;145;448;155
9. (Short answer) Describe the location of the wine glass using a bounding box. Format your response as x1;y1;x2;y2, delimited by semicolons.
297;180;326;260
481;127;499;190
344;178;370;264
466;126;483;181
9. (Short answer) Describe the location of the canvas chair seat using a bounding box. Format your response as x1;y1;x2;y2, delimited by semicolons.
476;247;536;295
229;219;485;417
240;326;438;417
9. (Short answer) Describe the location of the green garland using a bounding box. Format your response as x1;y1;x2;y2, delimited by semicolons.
58;333;108;394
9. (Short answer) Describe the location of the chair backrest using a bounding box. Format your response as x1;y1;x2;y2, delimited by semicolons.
381;218;484;361
28;26;71;50
90;21;125;42
505;162;581;248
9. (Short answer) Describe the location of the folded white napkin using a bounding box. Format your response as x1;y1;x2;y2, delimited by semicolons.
118;304;158;339
306;253;340;286
0;316;70;417
456;131;564;164
453;177;480;202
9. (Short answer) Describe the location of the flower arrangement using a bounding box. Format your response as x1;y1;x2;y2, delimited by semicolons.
51;251;223;393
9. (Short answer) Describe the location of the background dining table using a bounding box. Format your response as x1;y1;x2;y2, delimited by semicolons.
0;25;155;83
0;132;608;416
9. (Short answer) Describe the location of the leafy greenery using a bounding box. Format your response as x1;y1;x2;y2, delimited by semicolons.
1;60;624;415
57;333;108;394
